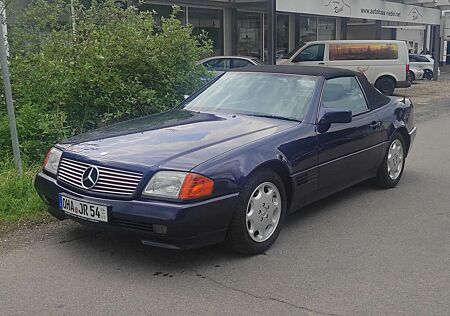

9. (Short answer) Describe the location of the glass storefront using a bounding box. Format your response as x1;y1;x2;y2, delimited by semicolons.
347;18;376;40
138;4;223;56
138;2;340;60
139;3;186;25
237;12;262;59
296;15;317;47
188;8;224;56
318;17;336;41
277;14;290;59
296;15;337;47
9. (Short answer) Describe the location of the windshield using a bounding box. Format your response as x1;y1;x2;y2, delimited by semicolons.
183;72;318;122
282;44;303;59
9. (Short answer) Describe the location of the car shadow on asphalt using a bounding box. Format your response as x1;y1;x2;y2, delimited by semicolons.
60;180;381;274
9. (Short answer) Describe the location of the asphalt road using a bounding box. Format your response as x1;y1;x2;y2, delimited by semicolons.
1;112;450;316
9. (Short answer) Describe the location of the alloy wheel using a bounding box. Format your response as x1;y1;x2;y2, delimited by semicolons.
246;182;281;243
387;139;404;180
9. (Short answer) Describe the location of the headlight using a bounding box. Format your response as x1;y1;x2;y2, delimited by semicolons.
43;147;63;175
143;171;214;200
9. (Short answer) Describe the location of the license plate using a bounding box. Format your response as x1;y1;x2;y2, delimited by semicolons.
59;194;108;223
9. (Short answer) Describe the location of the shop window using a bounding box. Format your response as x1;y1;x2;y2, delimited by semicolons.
139;3;186;26
237;12;262;59
318;17;336;41
347;18;376;40
277;14;289;59
188;7;224;56
296;15;317;47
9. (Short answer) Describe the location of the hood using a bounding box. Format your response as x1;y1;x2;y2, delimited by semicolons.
58;109;296;171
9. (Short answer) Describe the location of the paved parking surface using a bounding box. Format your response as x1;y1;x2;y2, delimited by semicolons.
395;66;450;109
1;111;450;316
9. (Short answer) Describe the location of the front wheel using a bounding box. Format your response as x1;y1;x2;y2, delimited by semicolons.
375;133;406;188
225;169;287;255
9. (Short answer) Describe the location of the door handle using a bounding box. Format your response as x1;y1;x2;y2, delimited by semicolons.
370;121;382;129
318;62;325;65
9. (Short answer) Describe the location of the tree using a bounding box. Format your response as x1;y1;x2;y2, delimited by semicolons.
0;0;211;161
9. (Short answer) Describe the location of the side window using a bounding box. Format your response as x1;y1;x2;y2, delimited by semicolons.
293;44;325;62
415;56;430;63
203;59;230;71
231;59;252;69
409;56;416;62
322;77;369;116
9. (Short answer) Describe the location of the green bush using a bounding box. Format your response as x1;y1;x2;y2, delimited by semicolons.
0;0;211;162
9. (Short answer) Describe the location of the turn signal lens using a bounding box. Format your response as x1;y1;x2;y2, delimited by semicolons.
179;173;214;200
143;172;214;200
43;147;63;175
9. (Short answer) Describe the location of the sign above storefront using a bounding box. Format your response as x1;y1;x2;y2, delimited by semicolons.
277;0;441;25
445;12;450;40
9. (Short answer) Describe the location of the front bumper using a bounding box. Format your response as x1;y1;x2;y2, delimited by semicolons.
35;172;239;250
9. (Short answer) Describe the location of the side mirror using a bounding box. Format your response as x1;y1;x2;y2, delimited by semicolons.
184;95;190;100
319;109;352;125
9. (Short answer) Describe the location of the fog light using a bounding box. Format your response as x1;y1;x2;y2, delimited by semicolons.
153;224;168;235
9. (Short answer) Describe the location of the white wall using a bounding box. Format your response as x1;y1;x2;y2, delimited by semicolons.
396;28;425;53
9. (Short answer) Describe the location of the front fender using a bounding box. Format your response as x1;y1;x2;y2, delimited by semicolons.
193;145;291;197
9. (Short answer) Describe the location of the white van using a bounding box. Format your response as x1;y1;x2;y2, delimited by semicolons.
278;40;410;95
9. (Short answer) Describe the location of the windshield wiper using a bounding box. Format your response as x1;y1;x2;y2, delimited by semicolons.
237;113;301;122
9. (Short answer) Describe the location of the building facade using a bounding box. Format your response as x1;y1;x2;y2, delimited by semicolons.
9;1;446;64
135;0;444;64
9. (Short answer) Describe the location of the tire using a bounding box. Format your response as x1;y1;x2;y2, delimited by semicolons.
225;169;287;255
375;133;406;189
375;77;396;95
423;69;433;80
408;71;415;83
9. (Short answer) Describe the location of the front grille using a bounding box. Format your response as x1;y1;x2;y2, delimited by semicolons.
57;158;143;197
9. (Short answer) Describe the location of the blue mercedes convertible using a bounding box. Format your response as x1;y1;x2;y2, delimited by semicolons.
35;66;416;255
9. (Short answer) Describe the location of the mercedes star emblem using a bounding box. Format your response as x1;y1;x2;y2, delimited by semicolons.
81;166;100;189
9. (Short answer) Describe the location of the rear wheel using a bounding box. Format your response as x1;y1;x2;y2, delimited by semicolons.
408;71;415;83
376;133;406;189
375;77;396;95
423;69;433;80
225;169;287;255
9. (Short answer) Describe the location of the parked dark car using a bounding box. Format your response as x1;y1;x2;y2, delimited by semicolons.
35;66;416;255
